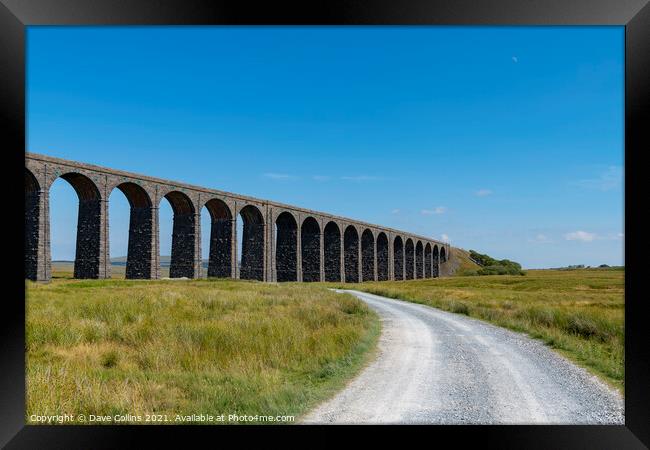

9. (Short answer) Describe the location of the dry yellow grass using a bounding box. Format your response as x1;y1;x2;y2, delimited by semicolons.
26;277;379;424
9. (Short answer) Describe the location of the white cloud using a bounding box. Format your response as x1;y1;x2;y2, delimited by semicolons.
564;230;597;242
512;56;518;63
340;175;382;182
529;234;552;244
573;166;622;191
391;209;400;214
441;234;449;242
421;206;447;216
475;189;493;197
264;173;294;180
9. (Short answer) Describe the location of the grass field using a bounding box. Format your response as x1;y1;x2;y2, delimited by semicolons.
26;277;380;424
341;268;624;392
31;262;624;424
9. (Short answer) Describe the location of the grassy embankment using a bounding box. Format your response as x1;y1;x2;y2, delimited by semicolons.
343;267;624;392
26;276;380;424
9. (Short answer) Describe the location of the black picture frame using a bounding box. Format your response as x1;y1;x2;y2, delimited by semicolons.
2;0;648;447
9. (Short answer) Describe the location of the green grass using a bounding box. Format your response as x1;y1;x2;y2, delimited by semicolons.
335;268;624;393
30;263;624;422
444;247;482;276
26;277;380;424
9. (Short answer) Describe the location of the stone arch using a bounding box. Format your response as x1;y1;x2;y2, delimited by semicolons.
59;172;102;201
441;246;447;263
25;168;40;193
376;232;389;281
301;216;321;282
324;221;341;282
416;241;424;279
405;238;414;280
393;236;404;281
239;204;265;281
57;172;102;279
204;198;233;278
361;229;375;282
162;190;196;278
344;225;359;283
433;245;440;278
425;243;432;278
275;211;297;282
111;182;154;279
25;168;41;280
114;182;152;209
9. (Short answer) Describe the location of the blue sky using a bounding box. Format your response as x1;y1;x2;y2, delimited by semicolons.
27;26;624;269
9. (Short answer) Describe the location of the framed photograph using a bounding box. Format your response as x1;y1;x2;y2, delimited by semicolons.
3;0;648;447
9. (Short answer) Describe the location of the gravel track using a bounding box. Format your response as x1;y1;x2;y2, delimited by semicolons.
302;290;624;425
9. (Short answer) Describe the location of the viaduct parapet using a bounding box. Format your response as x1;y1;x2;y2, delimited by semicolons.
25;153;450;283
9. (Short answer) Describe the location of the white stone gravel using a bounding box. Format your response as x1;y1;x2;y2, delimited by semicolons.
301;290;624;425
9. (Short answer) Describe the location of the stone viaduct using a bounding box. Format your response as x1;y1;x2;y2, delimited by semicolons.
25;153;450;283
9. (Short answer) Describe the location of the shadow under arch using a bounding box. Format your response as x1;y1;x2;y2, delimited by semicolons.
405;238;414;280
111;182;154;279
324;221;341;282
301;217;321;282
377;232;389;281
361;229;375;282
275;211;297;282
239;205;265;281
393;236;404;281
204;198;233;278
162;190;196;278
416;241;424;279
425;243;432;278
56;172;102;279
344;226;359;283
433;245;440;278
25;169;41;280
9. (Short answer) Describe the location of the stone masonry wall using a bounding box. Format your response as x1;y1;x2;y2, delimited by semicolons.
405;241;414;280
241;222;265;281
344;227;360;283
377;235;389;281
25;153;450;283
73;199;102;279
25;190;40;280
393;239;404;281
361;231;375;282
323;225;341;282
416;243;424;279
169;212;196;278
425;245;432;278
276;219;297;282
301;219;320;282
207;218;233;278
125;206;153;279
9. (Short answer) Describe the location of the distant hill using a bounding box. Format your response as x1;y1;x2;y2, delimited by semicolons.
111;256;208;267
